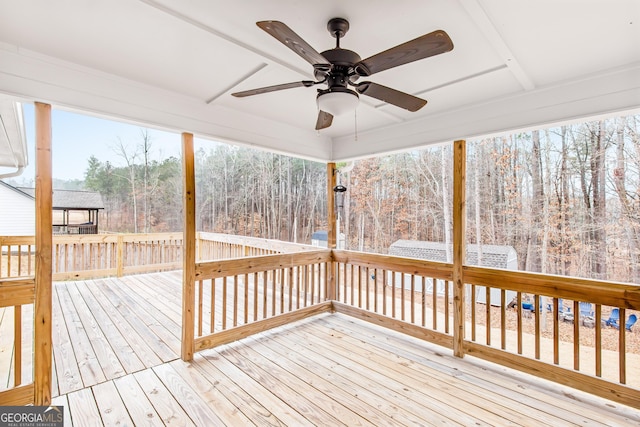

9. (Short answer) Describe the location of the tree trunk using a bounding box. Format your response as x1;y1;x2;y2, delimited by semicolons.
591;121;607;279
441;145;452;262
529;130;544;272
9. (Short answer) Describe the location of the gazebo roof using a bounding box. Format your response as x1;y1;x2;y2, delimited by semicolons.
17;187;104;210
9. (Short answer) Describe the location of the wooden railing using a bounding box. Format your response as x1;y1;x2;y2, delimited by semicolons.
332;250;454;348
328;250;640;408
197;231;317;259
461;266;640;404
0;277;36;404
1;233;183;280
0;236;34;278
1;232;314;281
192;250;333;350
53;223;98;235
3;232;639;408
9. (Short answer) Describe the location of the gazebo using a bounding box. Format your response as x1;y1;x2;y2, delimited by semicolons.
17;188;104;235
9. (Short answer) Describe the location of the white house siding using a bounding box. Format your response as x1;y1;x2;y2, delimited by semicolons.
0;183;34;235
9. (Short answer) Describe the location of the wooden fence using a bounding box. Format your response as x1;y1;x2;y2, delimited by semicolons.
1;232;316;281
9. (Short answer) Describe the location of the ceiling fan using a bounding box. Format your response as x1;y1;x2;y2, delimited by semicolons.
232;18;454;130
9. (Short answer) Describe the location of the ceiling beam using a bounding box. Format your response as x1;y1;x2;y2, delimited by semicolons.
459;0;535;91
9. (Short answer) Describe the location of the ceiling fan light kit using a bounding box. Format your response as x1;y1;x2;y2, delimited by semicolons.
317;87;359;117
232;18;453;130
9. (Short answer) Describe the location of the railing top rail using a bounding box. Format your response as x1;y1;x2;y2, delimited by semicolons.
463;265;640;309
333;249;454;281
198;231;317;253
121;232;183;242
0;236;35;245
52;234;119;243
196;249;332;280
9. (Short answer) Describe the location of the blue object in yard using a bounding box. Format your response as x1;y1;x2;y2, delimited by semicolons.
522;302;534;312
606;308;620;328
626;314;637;332
546;298;564;314
579;302;594;317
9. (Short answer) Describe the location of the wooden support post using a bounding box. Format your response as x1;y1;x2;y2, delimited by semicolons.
181;132;196;361
327;163;337;300
116;234;124;277
327;163;337;249
452;140;466;358
34;102;52;405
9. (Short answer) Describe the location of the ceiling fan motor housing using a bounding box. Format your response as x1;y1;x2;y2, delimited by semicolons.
315;48;361;83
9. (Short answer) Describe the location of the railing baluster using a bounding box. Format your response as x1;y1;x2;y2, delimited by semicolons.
7;245;12;276
432;278;437;330
253;273;258;322
233;275;238;327
382;269;387;316
14;305;22;386
222;276;228;330
309;265;315;306
17;246;22;276
365;267;370;311
358;266;363;309
444;280;449;334
28;244;33;275
421;276;425;327
298;265;309;307
535;294;541;359
573;300;579;369
391;272;396;318
373;269;378;314
595;304;602;377
485;286;491;346
262;270;268;319
211;278;216;333
553;297;559;364
401;273;405;321
288;268;293;312
244;273;249;324
517;292;523;354
197;279;203;336
280;268;285;314
619;308;626;384
471;284;476;341
410;274;415;324
500;289;506;350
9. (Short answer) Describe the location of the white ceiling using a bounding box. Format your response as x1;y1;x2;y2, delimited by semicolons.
0;0;638;163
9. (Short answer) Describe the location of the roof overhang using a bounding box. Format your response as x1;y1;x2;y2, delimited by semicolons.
0;99;27;177
0;1;638;164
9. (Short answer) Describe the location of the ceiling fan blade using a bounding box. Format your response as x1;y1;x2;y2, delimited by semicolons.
354;30;453;76
315;110;333;130
355;82;427;112
257;21;331;69
232;81;315;97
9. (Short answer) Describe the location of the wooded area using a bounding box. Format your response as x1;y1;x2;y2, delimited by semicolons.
77;116;639;283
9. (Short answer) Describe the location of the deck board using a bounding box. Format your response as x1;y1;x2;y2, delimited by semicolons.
3;272;639;425
112;374;165;426
83;279;165;369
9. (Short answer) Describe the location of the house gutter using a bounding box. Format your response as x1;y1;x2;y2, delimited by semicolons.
0;166;25;179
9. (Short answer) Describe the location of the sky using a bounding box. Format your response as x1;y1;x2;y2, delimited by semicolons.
19;104;188;183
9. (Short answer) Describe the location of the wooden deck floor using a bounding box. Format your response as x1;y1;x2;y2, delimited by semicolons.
3;272;640;425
